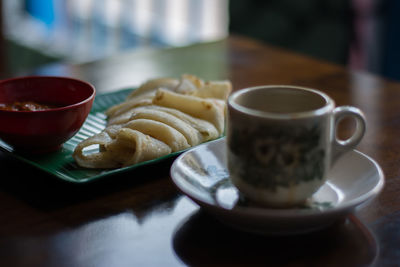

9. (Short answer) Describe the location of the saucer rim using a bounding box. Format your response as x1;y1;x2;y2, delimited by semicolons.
170;138;385;219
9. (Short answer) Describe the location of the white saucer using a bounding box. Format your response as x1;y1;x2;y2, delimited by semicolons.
170;138;384;235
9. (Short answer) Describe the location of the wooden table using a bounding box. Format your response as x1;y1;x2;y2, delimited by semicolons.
1;36;399;266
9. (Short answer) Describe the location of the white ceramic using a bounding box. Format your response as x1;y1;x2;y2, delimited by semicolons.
170;138;384;235
227;85;366;207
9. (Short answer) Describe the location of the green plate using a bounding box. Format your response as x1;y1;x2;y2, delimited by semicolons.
0;88;201;183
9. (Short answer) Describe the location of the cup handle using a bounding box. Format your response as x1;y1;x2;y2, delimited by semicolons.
332;106;366;162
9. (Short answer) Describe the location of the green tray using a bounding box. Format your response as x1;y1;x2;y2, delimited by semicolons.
0;88;193;183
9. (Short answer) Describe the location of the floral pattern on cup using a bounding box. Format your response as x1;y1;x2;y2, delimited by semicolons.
228;123;325;192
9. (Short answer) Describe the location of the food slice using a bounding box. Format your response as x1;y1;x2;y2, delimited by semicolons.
126;78;179;99
105;94;153;118
153;89;225;134
143;105;219;141
128;107;202;146
191;80;232;100
123;119;190;152
105;128;171;166
73;131;117;168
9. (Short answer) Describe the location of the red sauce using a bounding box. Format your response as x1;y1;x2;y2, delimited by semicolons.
0;101;59;111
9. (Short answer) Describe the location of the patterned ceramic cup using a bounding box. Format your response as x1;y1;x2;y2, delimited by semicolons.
227;85;366;207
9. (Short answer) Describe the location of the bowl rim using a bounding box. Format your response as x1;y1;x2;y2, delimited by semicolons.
0;76;96;113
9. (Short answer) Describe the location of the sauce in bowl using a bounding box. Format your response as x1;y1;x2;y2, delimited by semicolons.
0;101;59;111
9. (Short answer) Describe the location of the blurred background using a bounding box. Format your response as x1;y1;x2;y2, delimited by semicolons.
1;0;399;81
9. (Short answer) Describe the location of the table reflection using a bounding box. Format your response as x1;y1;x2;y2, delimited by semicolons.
0;196;198;267
173;211;378;266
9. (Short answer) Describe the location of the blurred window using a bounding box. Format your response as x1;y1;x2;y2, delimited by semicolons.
2;0;228;63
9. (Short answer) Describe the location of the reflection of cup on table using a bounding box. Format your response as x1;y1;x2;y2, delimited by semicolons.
227;85;366;208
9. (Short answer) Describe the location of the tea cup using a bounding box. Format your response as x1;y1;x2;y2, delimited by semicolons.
226;85;366;207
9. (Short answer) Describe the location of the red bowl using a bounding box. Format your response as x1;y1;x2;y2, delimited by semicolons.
0;76;95;153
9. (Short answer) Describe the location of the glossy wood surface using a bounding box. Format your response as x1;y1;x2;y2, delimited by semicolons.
1;36;400;266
